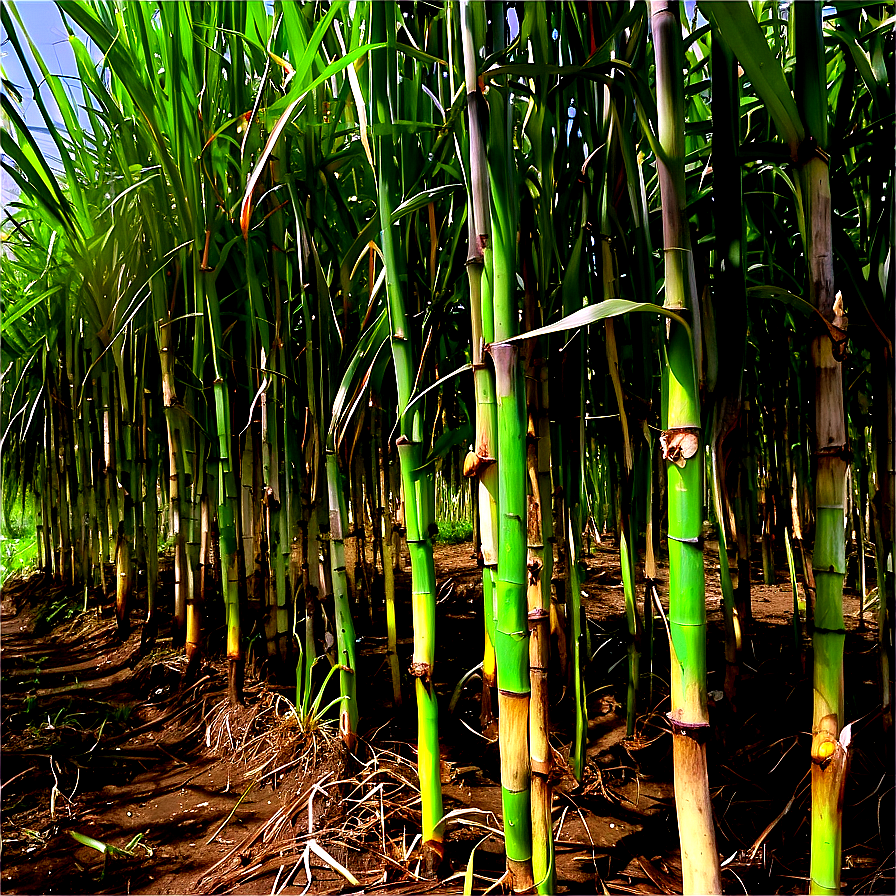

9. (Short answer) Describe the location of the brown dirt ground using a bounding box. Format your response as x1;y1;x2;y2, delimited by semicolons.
1;536;892;895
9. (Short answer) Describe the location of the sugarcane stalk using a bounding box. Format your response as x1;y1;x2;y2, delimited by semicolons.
566;494;588;782
793;4;851;891
374;403;402;708
325;449;358;748
204;271;243;705
219;464;243;706
709;26;747;700
460;0;499;735
651;3;721;892
870;350;893;730
185;489;209;683
563;303;590;785
369;1;443;870
156;301;191;650
710;445;742;702
142;401;160;652
785;526;802;658
490;342;533;893
604;314;642;735
524;341;555;895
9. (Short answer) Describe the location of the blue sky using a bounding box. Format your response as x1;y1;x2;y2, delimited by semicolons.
2;1;706;211
2;2;87;209
3;2;80;128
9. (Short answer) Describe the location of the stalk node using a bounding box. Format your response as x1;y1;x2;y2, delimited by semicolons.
660;426;700;467
526;559;542;584
463;450;496;478
421;839;444;879
409;661;432;684
667;533;704;547
527;607;549;629
814;444;851;461
507;858;535;894
667;715;711;743
797;135;830;166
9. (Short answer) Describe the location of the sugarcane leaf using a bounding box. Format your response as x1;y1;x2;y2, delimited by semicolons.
69;831;109;855
389;184;463;224
56;2;160;125
701;2;805;155
270;0;343;110
395;41;447;68
307;839;360;887
418;422;474;473
0;97;76;230
746;286;850;351
336;338;392;454
503;300;689;345
328;309;390;448
265;4;383;117
309;662;345;717
1;286;63;331
3;2;91;205
333;16;373;168
746;285;817;316
241;41;384;237
396;362;473;433
463;834;491;896
827;24;889;107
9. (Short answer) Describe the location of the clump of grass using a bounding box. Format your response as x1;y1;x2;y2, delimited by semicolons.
434;520;473;545
34;591;81;634
1;496;39;585
1;533;39;585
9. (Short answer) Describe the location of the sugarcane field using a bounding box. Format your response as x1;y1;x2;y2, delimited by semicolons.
0;1;893;894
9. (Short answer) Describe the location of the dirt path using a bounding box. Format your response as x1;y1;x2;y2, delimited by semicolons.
1;542;892;895
1;579;284;895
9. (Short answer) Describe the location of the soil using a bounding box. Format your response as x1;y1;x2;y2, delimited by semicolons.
1;537;892;895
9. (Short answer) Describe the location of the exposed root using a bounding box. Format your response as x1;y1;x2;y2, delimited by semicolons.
193;720;440;895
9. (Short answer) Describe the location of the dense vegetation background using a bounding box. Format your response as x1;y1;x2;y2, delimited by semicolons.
1;2;892;893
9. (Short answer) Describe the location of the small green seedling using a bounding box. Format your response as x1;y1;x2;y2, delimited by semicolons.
69;830;152;880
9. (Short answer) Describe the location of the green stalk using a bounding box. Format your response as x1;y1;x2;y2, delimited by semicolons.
219;465;242;705
710;445;741;701
560;223;588;783
373;404;401;707
297;451;321;719
460;0;499;735
156;303;190;651
871;353;893;729
185;450;207;683
644;438;659;704
709;26;747;699
490;343;533;893
604;307;641;736
794;4;850;891
616;490;640;736
262;340;288;666
396;437;443;863
523;328;555;895
785;526;801;658
566;494;588;780
651;3;720;892
382;483;401;708
325;449;358;748
369;1;443;871
482;7;534;885
205;272;243;705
